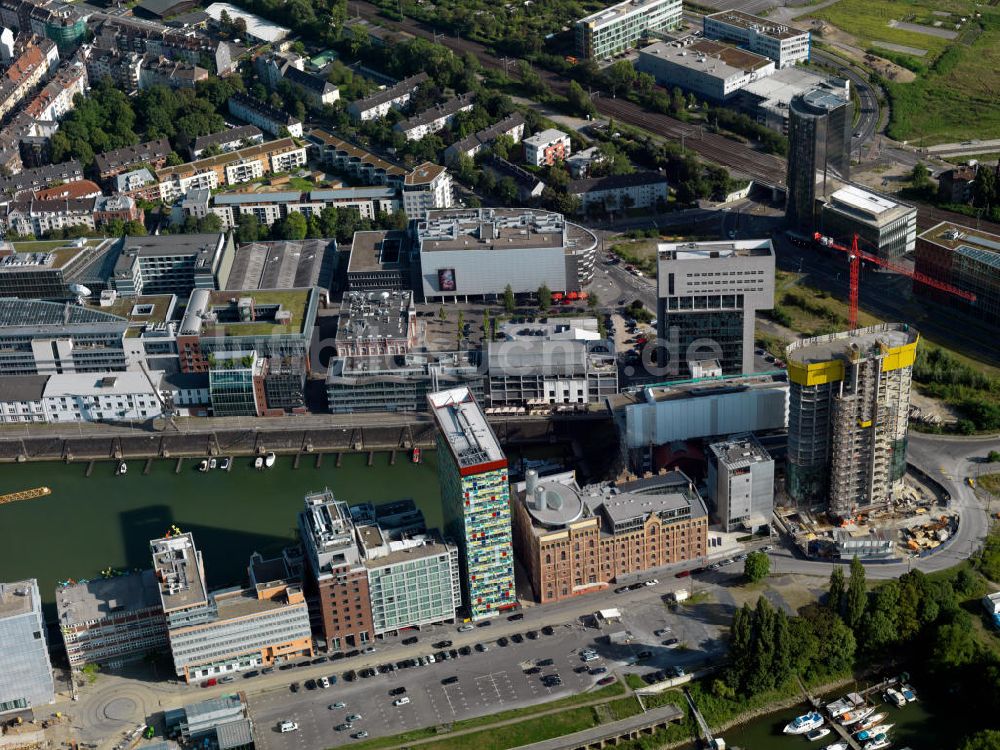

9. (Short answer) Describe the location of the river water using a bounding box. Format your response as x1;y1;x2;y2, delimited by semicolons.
0;453;446;620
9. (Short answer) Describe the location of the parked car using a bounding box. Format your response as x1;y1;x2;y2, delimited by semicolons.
511;633;524;643
347;714;362;722
442;676;459;685
654;628;671;637
590;666;607;675
637;650;653;660
459;646;472;656
526;630;538;639
394;696;411;706
537;658;554;667
352;731;369;739
542;626;555;636
497;637;509;647
220;676;235;683
289;682;299;693
329;702;346;709
507;613;524;621
475;643;489;652
663;638;680;648
202;678;217;687
402;636;419;645
319;676;330;689
433;640;453;649
458;624;474;632
389;687;406;696
336;723;353;731
597;676;616;686
280;721;299;733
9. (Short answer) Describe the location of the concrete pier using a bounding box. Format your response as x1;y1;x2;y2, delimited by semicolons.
85;461;94;477
143;458;152;475
174;458;183;474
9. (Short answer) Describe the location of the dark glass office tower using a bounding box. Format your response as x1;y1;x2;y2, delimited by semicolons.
786;88;852;229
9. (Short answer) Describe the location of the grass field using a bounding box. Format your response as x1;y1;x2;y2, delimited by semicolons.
809;0;1000;143
980;474;1000;497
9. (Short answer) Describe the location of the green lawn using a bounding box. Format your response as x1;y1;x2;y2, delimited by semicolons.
980;473;1000;497
811;0;956;58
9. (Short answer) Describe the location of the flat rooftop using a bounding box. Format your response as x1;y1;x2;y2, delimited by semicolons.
709;433;771;469
212;585;303;622
336;289;412;342
150;533;207;613
636;372;788;405
85;293;176;337
113;234;225;271
0;580;38;619
361;533;453;568
225;239;336;290
0;239;107;272
588;472;708;524
639;39;773;75
741;66;840;106
827;185;913;224
347;230;408;273
428;386;505;470
404;162;446;187
523;129;569;147
182;287;315;337
786;323;919;366
919;222;1000;269
658;238;773;260
417;208;567;253
706;9;805;40
579;0;676;28
56;569;162;625
796;87;849;113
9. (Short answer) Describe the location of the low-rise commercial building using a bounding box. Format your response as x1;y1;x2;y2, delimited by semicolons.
402;162;453;217
55;570;168;669
163;694;254;749
487;317;617;405
224;238;336;292
575;0;682;59
394;95;473;141
819;184;916;262
416;208;598;300
110;232;234;297
568;171;669;213
738;68;848;134
227;92;303;137
347;72;428;121
346;229;409;291
707;433;773;532
41;371;164;422
523;128;571;167
511;469;708;604
636;39;775;102
0;579;54;716
703;10;810;68
914;221;1000;324
334;289;415;357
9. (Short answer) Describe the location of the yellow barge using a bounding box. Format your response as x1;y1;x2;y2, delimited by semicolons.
0;486;52;505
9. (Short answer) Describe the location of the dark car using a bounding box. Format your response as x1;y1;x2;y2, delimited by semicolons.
345;650;360;658
475;643;487;652
449;649;459;658
261;667;275;675
433;640;453;649
541;626;555;636
402;636;419;645
243;670;259;679
662;638;679;648
477;620;491;627
389;686;406;696
304;679;316;690
442;676;459;685
278;664;295;671
525;666;541;675
512;633;524;644
637;650;653;660
574;666;590;673
290;682;299;692
396;660;410;670
597;676;616;686
436;651;448;661
331;652;345;660
458;646;472;656
526;630;538;640
590;666;608;675
497;637;509;647
536;658;554;667
507;613;524;621
336;723;353;732
615;586;629;594
343;670;357;682
674;570;691;578
360;668;376;678
298;660;312;668
312;656;329;664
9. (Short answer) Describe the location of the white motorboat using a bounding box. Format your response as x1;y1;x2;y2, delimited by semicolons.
900;684;916;702
856;713;887;732
198;459;209;472
857;724;895;742
863;733;891;750
823;744;848;750
219;457;231;471
885;688;906;707
264;452;276;468
840;706;876;726
116;461;127;476
784;712;824;735
826;693;863;718
254;456;264;469
806;727;832;741
209;458;217;470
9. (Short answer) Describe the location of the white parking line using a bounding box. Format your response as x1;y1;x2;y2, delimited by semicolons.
441;685;459;715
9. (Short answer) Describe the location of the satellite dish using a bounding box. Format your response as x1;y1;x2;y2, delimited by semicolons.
69;283;92;297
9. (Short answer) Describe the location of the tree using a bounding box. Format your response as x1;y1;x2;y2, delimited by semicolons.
827;565;845;612
275;212;307;240
438;305;447;321
236;213;261;244
910;162;931;189
537;283;551;311
497;177;519;205
566;80;595;118
587;291;599;310
973;166;998;209
960;730;1000;750
845;555;867;630
457;310;465;348
988;450;1000;462
482;308;492;339
503;284;515;314
744;551;770;582
930;613;980;672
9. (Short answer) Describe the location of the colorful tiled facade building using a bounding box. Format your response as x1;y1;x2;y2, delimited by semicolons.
429;387;516;620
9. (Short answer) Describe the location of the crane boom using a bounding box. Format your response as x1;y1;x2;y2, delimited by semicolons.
813;232;977;329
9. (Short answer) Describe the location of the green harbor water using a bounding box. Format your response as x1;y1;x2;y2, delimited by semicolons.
719;690;950;750
0;453;447;620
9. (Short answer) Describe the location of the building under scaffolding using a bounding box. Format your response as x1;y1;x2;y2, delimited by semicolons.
785;323;918;517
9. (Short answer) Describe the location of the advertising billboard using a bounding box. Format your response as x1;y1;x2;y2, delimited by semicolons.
438;268;456;292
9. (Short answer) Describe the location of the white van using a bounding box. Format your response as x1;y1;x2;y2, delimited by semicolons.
319;676;330;689
279;721;299;733
394;696;411;706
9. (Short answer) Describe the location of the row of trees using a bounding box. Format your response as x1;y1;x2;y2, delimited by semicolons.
230;205;407;245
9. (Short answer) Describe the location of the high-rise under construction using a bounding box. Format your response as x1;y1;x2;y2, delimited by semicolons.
785;324;919;517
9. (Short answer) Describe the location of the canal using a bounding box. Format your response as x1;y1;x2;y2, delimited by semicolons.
0;453;448;620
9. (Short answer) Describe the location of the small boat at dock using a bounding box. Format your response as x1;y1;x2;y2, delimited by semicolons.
412;447;421;464
826;693;864;718
254;456;264;470
116;461;127;476
219;457;231;471
209;458;217;470
900;684;916;702
198;459;209;472
857;724;894;742
823;744;848;750
855;713;887;732
840;706;876;726
863;733;891;750
885;688;906;707
806;727;831;741
264;452;276;468
784;712;824;735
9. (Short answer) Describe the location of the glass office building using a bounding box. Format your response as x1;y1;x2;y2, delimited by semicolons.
0;580;55;716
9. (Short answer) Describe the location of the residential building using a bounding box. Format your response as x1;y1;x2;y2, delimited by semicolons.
347;72;429;121
703;10;810;68
83;46;143;91
210;187;398;229
0;375;47;422
34;180;102;201
416;208;599;300
707;433;774;532
227;92;303;137
1;197;94;237
575;0;682;59
522;128;571;167
481;156;546;201
191;124;263;159
163;694;255;749
0;579;54;716
307;129;407;187
298;489;374;650
487;317;617;405
635;39;775;102
738;67;849;134
138;54;207;89
0;159;83;198
656;239;775;379
40;371;163;422
224;239;336;292
937;164;978;204
428;387;516;620
359;524;461;636
510;469;708;604
444;113;526;165
786;87;852;229
110;232;235;297
819;184;916;261
254;49;303;89
568;171;669;213
283;66;340;108
0;41;50;121
393;94;474;141
326;350;484;413
567;146;606;178
786;323;918;515
55;570;168;669
334;289;415;357
346;229;409;291
402;162;453;216
114;168;160;201
0;298;131;375
914;221;1000;324
24;56;86;121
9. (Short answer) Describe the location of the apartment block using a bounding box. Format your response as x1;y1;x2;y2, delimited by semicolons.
428;387;516;620
347;72;429;121
656;239;775;379
0;579;54;716
914;221;1000;325
55;570;168;669
394;94;473;141
575;0;682;59
95;138;172;181
443;112;526;165
227;92;303;137
402;162;453;217
707;433;774;532
568;171;669;213
510;469;708;604
786;324;918;516
704;10;810;68
307;129;407;187
191;125;263;159
523;128;571;167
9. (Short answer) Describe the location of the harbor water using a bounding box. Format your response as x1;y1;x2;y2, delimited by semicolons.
0;453;446;619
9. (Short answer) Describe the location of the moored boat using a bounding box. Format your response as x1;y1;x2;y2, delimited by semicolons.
220;457;231;471
826;693;863;718
264;452;276;468
412;447;421;464
840;706;876;726
857;724;894;742
198;459;209;472
885;688;906;707
855;713;887;732
806;727;831;741
900;684;916;702
209;458;217;470
784;712;824;735
117;461;127;476
863;733;890;750
823;744;848;750
254;456;264;469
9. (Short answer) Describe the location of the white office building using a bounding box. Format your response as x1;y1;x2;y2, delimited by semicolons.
704;11;810;68
707;433;774;532
820;184;917;262
0;580;54;716
636;39;775;102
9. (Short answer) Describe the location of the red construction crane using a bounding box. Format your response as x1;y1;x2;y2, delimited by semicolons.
812;232;977;329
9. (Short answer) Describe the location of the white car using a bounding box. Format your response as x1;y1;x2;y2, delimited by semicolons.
394;696;411;706
279;721;299;733
318;676;330;689
644;579;659;587
426;654;436;663
458;624;474;632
